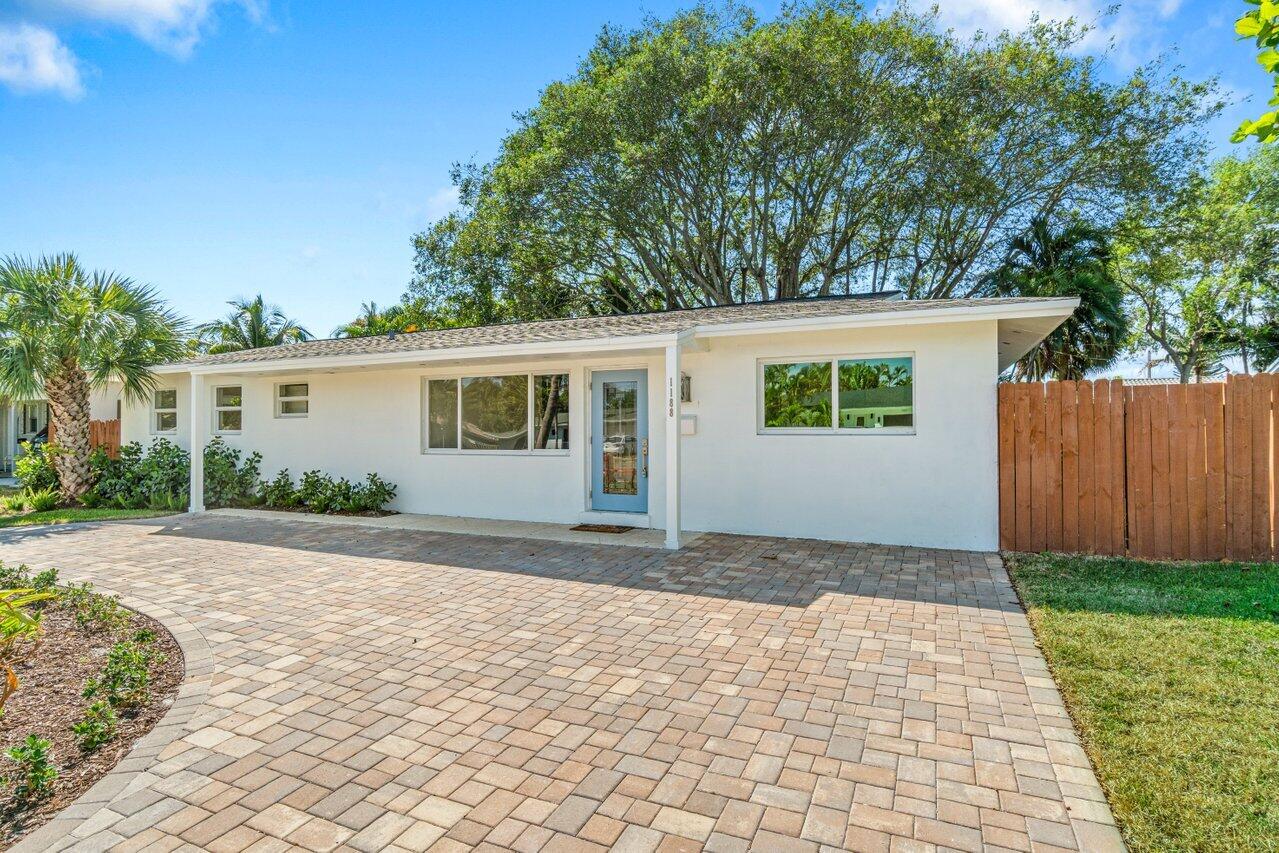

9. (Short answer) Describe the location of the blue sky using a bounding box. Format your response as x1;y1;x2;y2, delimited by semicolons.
0;0;1269;336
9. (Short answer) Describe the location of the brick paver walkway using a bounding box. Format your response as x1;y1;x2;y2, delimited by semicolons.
0;514;1121;852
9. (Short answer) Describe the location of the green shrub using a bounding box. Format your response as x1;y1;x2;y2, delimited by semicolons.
290;469;396;514
353;473;397;512
82;631;163;710
90;440;189;510
24;487;60;512
0;563;31;588
259;470;299;508
0;493;25;513
13;442;59;493
29;569;58;592
2;735;57;803
203;438;262;508
62;582;129;635
72;701;118;751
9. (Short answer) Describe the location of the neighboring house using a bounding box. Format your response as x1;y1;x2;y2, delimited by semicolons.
122;294;1075;550
0;382;122;473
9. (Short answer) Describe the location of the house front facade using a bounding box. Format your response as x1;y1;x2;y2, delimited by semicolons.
121;295;1075;550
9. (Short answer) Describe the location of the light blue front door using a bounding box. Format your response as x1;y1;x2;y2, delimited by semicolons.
591;370;648;513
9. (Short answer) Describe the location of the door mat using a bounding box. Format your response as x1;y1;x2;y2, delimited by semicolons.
571;524;636;534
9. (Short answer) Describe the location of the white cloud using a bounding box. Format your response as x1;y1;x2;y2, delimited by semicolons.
885;0;1184;66
0;23;83;98
25;0;265;57
423;185;460;221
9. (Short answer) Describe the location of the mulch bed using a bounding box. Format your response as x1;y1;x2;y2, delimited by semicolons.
247;506;398;518
0;605;184;849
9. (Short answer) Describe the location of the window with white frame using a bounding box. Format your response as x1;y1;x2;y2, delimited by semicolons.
759;355;913;432
276;383;308;418
425;372;569;452
214;386;242;432
153;388;177;433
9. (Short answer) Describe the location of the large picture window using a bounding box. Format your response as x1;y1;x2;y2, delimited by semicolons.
760;355;913;433
425;372;569;452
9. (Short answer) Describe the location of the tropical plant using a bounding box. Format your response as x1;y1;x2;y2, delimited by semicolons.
0;255;187;501
24;487;60;513
409;2;1217;318
0;494;24;514
1233;0;1279;143
2;735;57;804
332;300;438;338
0;588;56;711
61;582;129;635
203;438;262;508
980;216;1128;380
73;700;118;751
82;630;163;710
13;441;59;493
86;440;189;510
197;294;312;354
259;469;299;508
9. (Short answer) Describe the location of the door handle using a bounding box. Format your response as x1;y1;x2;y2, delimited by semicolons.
641;438;649;478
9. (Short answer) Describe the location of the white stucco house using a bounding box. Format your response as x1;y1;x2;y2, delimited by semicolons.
121;294;1076;550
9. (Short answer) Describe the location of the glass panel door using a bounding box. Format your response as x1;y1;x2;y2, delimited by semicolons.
591;370;648;513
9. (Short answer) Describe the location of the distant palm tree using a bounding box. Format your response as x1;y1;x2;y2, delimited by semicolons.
0;255;187;500
198;295;312;354
332;300;432;338
981;216;1128;381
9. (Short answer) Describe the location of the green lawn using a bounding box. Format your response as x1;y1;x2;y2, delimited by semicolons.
0;508;176;529
1006;553;1279;852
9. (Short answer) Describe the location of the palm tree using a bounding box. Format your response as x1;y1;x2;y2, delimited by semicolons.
332;300;432;338
981;216;1128;381
198;295;312;354
0;255;187;500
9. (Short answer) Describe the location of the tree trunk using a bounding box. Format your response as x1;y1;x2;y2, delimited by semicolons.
534;375;563;449
44;360;93;502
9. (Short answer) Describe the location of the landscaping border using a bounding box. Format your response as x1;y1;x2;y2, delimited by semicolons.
9;590;214;853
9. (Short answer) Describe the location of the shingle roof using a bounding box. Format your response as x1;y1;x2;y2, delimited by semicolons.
180;294;1065;368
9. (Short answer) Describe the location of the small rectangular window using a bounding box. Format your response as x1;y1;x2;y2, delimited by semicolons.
153;389;177;433
761;361;831;429
837;357;913;429
215;385;243;433
276;383;308;418
532;374;569;450
427;379;459;449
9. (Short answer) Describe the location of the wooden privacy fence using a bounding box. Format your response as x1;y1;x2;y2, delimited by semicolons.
46;418;121;459
999;375;1279;562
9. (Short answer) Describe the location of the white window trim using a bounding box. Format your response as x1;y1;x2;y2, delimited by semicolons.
275;382;309;419
152;388;178;435
213;385;243;434
421;371;571;456
756;351;916;436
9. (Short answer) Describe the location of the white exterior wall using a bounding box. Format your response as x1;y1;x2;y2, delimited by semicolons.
679;320;1000;551
122;319;1000;551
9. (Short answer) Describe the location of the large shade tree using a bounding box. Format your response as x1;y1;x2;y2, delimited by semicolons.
980;216;1128;380
0;255;187;500
198;295;312;353
409;1;1218;321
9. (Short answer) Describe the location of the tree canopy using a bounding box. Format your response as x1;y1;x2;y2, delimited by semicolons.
409;1;1219;323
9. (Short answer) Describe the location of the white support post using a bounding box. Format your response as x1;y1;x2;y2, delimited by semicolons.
189;373;206;513
664;342;681;549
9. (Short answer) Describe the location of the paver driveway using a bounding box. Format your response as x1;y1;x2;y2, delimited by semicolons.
0;514;1121;852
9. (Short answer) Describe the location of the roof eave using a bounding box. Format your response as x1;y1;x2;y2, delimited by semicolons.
155;299;1079;376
